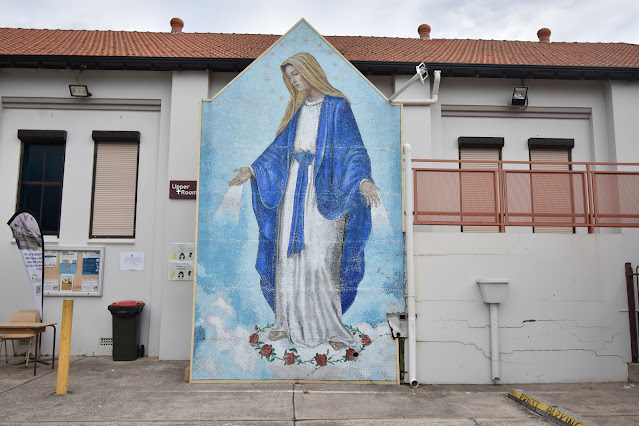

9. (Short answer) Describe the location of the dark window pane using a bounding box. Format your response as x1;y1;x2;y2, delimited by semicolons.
41;186;62;233
21;185;42;218
18;141;65;234
44;145;65;182
23;145;45;181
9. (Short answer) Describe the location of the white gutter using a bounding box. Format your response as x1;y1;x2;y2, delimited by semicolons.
391;70;441;106
403;143;418;388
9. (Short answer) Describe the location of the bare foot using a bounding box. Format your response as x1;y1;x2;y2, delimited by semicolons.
268;331;287;341
329;341;345;351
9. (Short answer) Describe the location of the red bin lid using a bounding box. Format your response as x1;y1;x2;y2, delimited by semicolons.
110;300;144;306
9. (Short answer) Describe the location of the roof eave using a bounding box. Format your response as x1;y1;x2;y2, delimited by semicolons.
1;55;638;81
352;61;639;81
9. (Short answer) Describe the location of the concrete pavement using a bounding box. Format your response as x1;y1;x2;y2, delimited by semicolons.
1;355;638;425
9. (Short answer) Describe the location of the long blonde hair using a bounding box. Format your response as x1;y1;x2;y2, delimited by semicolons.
277;52;348;135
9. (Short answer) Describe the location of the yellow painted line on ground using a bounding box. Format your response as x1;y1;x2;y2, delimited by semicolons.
508;389;588;426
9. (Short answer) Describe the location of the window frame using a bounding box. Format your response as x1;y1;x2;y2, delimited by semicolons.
16;130;67;236
89;131;141;239
458;137;504;233
528;138;575;234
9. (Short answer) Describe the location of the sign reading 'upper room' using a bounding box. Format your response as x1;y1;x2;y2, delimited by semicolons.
169;181;197;199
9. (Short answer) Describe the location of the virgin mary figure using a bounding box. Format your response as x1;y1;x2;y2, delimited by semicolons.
229;52;379;350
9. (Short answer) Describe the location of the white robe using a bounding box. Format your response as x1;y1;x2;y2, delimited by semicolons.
271;96;358;348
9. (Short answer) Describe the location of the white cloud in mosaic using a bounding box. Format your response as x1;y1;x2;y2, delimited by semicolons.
196;263;212;278
204;309;258;374
212;296;234;317
197;355;219;376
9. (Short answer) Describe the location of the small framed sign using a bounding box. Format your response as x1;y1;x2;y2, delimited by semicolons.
169;180;197;199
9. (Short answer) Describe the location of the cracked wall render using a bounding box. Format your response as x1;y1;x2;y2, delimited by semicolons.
414;232;638;383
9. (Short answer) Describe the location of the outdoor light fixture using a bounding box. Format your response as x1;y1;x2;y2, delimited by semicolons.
69;84;92;97
511;86;528;106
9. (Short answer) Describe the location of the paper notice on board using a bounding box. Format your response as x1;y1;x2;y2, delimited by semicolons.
60;251;77;264
60;274;74;291
82;253;100;275
120;252;144;271
44;250;57;268
59;250;78;274
81;279;99;293
44;279;59;292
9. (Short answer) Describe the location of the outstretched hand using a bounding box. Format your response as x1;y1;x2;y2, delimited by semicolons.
360;180;380;207
228;167;252;186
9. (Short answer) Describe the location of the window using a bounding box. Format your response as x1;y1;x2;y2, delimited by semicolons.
17;130;67;235
528;138;575;234
90;131;140;238
458;137;504;233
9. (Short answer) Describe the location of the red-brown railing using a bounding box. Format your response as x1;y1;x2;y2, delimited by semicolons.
413;159;639;232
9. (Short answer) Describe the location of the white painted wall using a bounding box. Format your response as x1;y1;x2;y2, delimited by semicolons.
0;69;172;357
2;64;638;384
407;74;639;383
157;71;209;360
413;232;638;383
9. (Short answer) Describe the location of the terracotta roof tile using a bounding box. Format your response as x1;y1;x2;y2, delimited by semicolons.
1;28;638;69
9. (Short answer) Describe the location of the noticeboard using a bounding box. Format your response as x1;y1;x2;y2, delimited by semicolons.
43;247;104;296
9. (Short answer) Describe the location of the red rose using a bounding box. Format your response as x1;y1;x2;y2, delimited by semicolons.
255;325;259;331
259;344;273;357
283;352;296;365
361;335;372;346
315;354;328;367
249;333;259;344
345;348;356;361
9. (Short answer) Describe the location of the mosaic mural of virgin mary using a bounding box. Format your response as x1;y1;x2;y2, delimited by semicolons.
228;52;379;351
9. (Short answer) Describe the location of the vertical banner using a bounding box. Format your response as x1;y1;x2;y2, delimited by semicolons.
7;211;44;320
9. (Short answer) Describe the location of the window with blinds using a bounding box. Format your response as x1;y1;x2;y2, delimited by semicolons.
90;131;140;238
529;147;573;234
458;137;504;233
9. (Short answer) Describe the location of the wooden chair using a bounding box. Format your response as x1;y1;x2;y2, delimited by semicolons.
0;311;39;366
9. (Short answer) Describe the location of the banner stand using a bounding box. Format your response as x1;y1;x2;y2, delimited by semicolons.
7;210;44;322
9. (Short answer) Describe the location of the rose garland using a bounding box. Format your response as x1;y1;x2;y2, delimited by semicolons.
249;323;372;367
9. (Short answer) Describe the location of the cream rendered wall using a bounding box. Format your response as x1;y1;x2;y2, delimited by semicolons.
414;233;638;383
408;76;639;383
0;68;172;356
157;71;209;360
606;81;639;166
2;64;637;384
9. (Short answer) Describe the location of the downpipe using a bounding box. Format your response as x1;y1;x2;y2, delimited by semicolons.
404;143;418;388
391;69;441;106
490;303;500;383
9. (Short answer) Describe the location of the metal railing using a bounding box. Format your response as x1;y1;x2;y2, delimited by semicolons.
412;159;639;233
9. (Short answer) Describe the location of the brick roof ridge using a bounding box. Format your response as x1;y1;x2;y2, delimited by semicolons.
0;26;636;45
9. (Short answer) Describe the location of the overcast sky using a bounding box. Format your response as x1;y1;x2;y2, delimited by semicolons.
1;0;637;44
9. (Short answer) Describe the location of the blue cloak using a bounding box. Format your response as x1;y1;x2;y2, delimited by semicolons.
250;95;373;314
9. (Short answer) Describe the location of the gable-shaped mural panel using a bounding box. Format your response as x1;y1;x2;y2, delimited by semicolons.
192;20;404;381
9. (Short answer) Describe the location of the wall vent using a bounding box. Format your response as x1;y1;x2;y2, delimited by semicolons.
100;337;113;346
19;340;30;346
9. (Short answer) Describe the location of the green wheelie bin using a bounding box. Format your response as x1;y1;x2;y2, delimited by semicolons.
107;301;145;361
